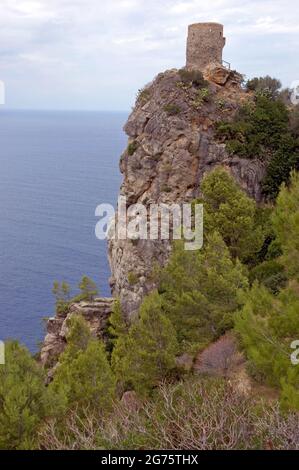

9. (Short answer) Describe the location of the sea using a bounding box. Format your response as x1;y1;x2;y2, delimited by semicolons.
0;110;128;351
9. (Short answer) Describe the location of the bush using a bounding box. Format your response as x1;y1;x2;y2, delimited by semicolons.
52;281;71;314
128;271;139;286
39;378;299;450
136;87;151;105
50;315;115;413
197;167;265;261
163;103;181;116
158;232;248;353
271;171;299;281
112;291;178;397
249;259;287;293
192;88;210;109
246;76;282;99
235;174;299;410
194;333;240;377
235;282;299;410
127;141;139;156
216;98;226;110
262;135;299;199
0;341;53;449
216;95;290;160
77;275;98;302
52;276;99;313
178;69;208;89
216;88;299;198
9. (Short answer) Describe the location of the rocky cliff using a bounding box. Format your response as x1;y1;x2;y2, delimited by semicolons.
41;64;267;367
108;64;267;320
41;298;114;370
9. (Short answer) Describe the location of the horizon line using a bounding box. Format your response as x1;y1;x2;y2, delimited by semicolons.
0;107;130;113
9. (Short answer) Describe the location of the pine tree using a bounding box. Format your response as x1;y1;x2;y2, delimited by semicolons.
0;341;52;449
159;232;248;352
235;174;299;410
235;282;299;410
197;167;264;261
108;300;128;345
77;275;98;301
61;314;92;364
112;291;178;397
272;171;299;280
50;315;115;413
52;280;71;314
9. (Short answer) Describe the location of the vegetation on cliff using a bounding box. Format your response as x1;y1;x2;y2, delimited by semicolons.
217;76;299;199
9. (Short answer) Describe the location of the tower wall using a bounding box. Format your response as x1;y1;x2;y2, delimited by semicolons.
186;22;226;70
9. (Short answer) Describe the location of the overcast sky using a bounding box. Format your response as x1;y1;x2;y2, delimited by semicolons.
0;0;298;110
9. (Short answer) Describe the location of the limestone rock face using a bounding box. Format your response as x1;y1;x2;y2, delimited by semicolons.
203;63;240;86
109;68;266;320
40;298;114;368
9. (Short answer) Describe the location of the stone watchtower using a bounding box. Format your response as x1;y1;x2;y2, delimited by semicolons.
186;22;226;70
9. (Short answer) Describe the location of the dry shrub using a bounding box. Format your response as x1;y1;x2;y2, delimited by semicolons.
194;333;243;377
39;378;299;450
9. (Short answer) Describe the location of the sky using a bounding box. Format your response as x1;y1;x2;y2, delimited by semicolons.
0;0;298;111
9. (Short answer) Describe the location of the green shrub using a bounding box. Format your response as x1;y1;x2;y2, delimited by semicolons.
112;291;178;397
71;275;98;302
246;76;282;99
136;87;151;105
0;342;54;449
197;167;265;261
163;103;181;116
216;98;226;109
192;87;210;109
128;271;139;286
178;68;208;89
262;136;299;199
50;315;115;413
216;90;299;198
158;232;248;353
107;300;128;350
271;171;299;280
235;173;299;411
235;282;299;410
127;141;139;156
52;281;71;314
249;259;287;293
216;95;290;159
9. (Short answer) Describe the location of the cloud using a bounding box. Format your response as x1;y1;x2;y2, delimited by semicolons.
0;0;298;109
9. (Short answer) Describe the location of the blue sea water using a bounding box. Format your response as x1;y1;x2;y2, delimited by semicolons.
0;110;127;351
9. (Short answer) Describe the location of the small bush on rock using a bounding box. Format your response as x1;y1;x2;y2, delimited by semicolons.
163;103;181;116
178;69;208;89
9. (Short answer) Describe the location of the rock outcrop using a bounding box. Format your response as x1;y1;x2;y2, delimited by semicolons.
40;298;114;368
108;67;267;320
